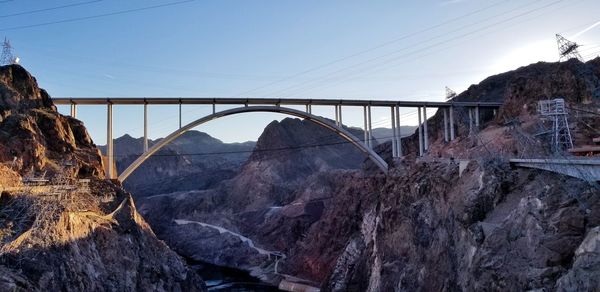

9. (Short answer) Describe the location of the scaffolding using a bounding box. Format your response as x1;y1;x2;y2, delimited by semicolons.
537;98;574;153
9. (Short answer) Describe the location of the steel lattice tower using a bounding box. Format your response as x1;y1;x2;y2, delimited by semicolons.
556;34;583;62
0;38;17;65
537;98;574;152
445;86;457;100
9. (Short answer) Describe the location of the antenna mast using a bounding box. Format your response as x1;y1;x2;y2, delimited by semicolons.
556;34;583;62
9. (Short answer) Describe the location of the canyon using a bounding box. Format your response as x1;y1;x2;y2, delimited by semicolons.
1;57;600;291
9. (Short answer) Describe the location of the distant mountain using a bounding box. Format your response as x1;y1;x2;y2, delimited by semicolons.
371;126;417;143
99;130;256;197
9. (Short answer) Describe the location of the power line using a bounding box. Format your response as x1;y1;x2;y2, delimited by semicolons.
281;0;568;97
0;0;102;18
233;0;509;97
0;0;196;32
268;0;556;97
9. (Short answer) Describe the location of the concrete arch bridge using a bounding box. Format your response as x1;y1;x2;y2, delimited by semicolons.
52;97;502;182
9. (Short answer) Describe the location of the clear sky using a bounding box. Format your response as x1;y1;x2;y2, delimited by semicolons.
2;0;600;144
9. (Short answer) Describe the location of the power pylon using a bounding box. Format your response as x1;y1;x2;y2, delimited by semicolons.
0;38;18;65
445;86;457;100
537;98;573;152
556;34;583;62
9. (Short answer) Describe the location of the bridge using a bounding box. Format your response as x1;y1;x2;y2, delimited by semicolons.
52;97;503;181
510;158;600;181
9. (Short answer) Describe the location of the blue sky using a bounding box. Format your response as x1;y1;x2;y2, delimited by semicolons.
2;0;600;144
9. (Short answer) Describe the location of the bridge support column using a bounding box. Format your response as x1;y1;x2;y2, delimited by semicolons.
338;105;342;126
143;103;148;153
363;106;368;145
468;107;473;136
423;105;428;151
335;105;340;126
443;108;449;142
106;103;114;179
475;106;480;128
367;105;373;148
391;106;397;158
418;106;423;157
212;103;216;114
70;103;77;118
395;105;402;156
178;102;182;129
449;106;455;140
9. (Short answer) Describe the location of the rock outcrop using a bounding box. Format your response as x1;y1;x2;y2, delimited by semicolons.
0;65;205;291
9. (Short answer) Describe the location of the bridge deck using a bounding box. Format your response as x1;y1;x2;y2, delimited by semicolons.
52;97;503;108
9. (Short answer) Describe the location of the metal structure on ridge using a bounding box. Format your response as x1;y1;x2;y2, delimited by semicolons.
537;98;573;153
556;34;583;62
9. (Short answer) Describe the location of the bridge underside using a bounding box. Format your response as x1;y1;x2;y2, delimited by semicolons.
510;159;600;181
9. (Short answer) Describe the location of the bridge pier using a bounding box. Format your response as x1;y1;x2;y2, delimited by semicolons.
143;103;148;153
450;106;455;140
368;105;373;148
395;105;402;156
443;108;449;142
70;102;77;118
475;106;480;128
363;106;368;145
468;107;473;136
178;102;182;129
106;103;114;179
423;105;429;151
418;106;423;156
391;106;397;157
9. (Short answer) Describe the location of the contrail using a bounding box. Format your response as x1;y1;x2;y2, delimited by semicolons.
573;20;600;39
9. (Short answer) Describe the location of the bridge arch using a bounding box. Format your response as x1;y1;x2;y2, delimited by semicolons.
117;105;388;182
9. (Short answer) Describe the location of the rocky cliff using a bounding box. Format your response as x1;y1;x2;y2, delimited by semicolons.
0;65;205;291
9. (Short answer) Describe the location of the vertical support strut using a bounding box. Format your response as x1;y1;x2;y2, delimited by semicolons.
367;105;373;148
468;107;473;136
418;106;423;157
395;105;402;156
106;103;114;179
391;106;397;158
305;104;310;113
70;103;77;118
338;105;342;126
423;105;428;151
363;106;368;145
475;106;480;128
143;102;148;153
335;105;340;126
212;103;216;114
443;108;449;142
178;102;182;129
449;106;455;140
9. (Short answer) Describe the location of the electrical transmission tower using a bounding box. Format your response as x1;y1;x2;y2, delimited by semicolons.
556;34;583;62
1;38;18;65
537;98;573;153
445;86;457;100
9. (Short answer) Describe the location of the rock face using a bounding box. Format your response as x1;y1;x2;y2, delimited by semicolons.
0;65;103;179
0;65;205;291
